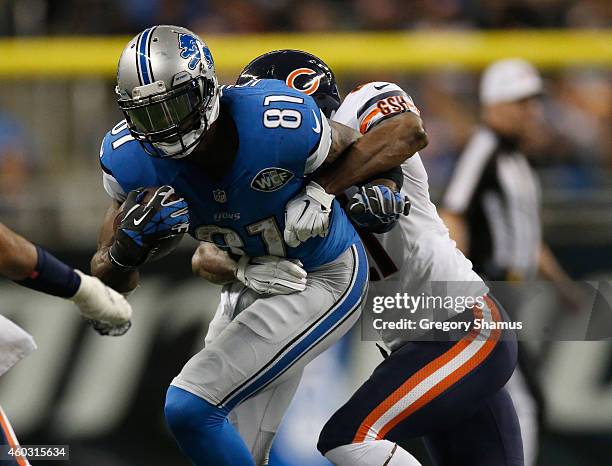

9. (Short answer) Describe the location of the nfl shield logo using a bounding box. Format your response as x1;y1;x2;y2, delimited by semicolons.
213;189;227;203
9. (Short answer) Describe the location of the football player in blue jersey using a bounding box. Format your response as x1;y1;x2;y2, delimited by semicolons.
190;51;427;465
89;26;428;466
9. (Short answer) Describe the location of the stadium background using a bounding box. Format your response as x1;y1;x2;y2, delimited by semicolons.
0;0;611;464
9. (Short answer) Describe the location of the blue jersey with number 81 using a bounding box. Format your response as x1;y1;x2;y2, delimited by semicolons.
99;79;359;270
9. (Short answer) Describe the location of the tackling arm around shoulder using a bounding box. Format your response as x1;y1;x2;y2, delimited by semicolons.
283;106;424;246
91;201;140;293
317;112;428;195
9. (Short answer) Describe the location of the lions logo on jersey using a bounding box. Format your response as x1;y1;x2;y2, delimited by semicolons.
178;33;204;70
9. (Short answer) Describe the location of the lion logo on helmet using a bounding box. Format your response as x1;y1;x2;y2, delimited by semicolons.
178;33;213;71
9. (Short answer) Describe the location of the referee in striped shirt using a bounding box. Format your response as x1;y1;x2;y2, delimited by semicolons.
440;59;583;466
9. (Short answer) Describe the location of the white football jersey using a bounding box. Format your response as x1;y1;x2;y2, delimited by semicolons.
333;82;487;349
0;315;36;377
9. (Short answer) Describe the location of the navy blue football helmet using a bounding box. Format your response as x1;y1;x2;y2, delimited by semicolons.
237;50;341;119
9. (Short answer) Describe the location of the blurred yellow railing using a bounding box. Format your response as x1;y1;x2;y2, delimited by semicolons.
0;30;611;78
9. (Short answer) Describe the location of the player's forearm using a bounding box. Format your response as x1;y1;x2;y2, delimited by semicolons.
0;223;38;280
192;243;237;285
317;112;428;195
91;247;140;293
90;201;140;293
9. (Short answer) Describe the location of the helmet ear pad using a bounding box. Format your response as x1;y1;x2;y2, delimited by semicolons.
313;92;341;120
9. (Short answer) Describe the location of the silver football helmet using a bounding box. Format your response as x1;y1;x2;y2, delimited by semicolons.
116;25;220;158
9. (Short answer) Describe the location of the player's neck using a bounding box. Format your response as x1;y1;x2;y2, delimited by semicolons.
188;109;238;179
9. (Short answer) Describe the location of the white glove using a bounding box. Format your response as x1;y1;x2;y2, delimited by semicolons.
235;256;307;295
72;271;133;336
284;181;335;248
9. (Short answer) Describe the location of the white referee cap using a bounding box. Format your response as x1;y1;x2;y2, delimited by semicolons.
480;58;543;105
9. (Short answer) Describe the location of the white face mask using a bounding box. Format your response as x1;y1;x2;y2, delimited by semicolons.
153;126;204;159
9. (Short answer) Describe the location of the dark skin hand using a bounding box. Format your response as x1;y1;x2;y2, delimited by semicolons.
91;201;140;293
316;112;427;195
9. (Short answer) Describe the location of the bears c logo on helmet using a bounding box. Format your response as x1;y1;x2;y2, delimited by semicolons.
286;68;321;95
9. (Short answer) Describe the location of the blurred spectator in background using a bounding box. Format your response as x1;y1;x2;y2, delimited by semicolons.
0;112;36;207
0;0;610;35
417;71;477;189
438;58;589;466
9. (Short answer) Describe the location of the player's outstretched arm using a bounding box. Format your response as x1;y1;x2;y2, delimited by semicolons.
316;112;427;195
1;222;132;335
91;201;141;293
0;222;39;280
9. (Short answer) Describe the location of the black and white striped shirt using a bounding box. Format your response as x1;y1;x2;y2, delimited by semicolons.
442;127;541;280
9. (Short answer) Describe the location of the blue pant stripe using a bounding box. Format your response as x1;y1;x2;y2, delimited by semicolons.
222;242;368;410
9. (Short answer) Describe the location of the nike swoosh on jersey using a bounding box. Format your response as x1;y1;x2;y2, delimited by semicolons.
311;110;321;134
374;84;390;90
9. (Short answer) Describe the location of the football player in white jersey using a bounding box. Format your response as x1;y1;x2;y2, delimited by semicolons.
318;79;521;466
191;50;523;466
0;222;132;464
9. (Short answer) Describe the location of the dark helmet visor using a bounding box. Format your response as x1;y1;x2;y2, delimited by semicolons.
122;84;202;136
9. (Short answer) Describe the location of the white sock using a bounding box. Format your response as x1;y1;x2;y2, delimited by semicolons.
325;440;423;466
